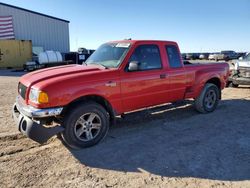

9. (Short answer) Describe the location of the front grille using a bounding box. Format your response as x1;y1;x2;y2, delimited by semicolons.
239;68;250;78
18;82;27;100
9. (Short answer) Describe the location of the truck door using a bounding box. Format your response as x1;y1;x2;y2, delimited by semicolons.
120;44;169;112
165;45;187;101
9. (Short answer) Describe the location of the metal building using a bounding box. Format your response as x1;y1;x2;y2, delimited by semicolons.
0;2;70;52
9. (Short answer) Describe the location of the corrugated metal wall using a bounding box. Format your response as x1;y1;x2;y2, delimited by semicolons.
0;4;70;52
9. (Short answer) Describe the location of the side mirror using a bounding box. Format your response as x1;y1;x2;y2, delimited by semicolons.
239;57;243;60
128;61;139;71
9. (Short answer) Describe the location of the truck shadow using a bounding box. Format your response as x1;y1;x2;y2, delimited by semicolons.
69;99;250;181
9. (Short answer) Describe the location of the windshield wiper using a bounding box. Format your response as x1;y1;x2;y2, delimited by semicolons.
99;63;109;69
88;63;109;69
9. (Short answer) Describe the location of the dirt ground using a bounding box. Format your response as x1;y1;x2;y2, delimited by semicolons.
0;69;250;188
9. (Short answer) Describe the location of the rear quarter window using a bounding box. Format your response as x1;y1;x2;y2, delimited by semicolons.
165;45;182;68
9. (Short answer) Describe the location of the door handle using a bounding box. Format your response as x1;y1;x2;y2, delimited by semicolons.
160;74;166;79
105;81;117;87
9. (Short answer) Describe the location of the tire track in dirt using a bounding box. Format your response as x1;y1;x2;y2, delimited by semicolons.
0;134;61;158
0;133;25;141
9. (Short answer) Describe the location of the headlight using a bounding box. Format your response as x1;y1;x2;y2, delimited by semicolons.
29;88;49;104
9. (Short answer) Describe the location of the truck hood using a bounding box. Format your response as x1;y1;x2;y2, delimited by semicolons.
237;60;250;68
20;64;102;87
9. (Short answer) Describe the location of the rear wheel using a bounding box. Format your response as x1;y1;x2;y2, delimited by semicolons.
61;102;109;149
194;83;220;113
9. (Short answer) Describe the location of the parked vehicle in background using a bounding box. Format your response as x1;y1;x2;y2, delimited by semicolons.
192;53;200;60
208;53;215;61
221;50;239;61
199;53;210;60
185;53;193;60
237;52;247;59
208;53;225;61
181;53;186;60
228;52;250;87
185;53;200;60
12;40;229;149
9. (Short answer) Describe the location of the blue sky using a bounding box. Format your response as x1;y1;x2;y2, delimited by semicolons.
1;0;250;52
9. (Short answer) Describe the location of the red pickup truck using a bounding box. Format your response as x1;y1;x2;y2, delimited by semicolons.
13;40;229;149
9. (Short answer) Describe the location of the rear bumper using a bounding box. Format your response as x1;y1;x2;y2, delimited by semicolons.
12;100;64;144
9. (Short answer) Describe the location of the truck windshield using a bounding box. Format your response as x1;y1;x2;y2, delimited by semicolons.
243;53;250;61
86;43;130;68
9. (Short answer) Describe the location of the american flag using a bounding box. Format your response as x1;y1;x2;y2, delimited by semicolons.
0;16;15;40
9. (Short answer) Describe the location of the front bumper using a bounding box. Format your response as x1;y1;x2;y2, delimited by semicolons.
231;77;250;85
12;99;64;144
15;96;64;118
228;68;250;85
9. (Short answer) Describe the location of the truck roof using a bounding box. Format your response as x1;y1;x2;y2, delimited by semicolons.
108;40;177;45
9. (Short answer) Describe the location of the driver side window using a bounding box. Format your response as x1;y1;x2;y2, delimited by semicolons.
128;45;162;71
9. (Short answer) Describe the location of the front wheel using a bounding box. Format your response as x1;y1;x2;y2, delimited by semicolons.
61;102;109;149
194;83;220;113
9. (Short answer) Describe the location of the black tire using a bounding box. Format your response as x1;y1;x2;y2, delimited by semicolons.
61;102;109;149
228;82;239;88
194;83;220;113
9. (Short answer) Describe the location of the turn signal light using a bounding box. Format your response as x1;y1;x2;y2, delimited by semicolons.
38;92;49;103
